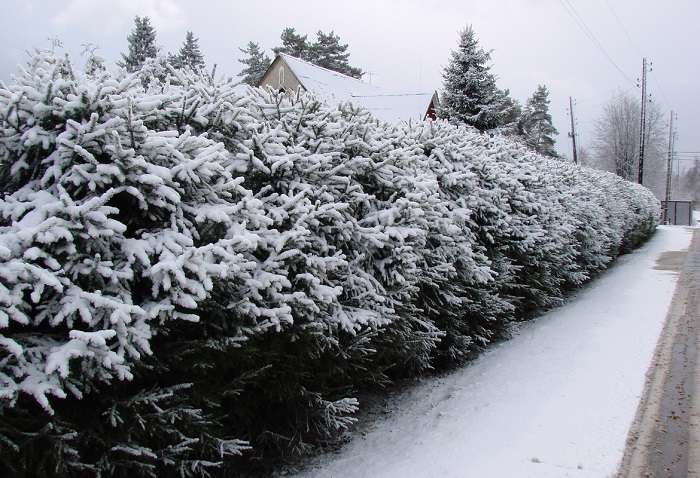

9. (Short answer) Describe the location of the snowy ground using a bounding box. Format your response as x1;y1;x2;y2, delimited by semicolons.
292;225;694;478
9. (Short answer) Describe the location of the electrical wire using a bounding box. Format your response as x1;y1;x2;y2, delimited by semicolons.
577;84;638;113
651;70;674;111
559;1;681;157
602;0;674;112
604;0;644;58
577;82;632;104
557;0;637;87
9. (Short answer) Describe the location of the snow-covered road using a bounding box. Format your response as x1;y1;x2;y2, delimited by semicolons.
292;226;694;478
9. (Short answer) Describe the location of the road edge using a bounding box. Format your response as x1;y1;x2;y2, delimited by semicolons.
616;227;698;478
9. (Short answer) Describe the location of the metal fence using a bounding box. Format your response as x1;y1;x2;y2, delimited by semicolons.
661;201;693;226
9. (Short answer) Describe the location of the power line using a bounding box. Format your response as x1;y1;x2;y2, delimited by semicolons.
602;1;674;114
558;0;637;86
651;70;673;111
604;0;644;58
579;86;637;113
557;1;678;156
577;82;634;104
577;100;611;113
577;84;638;113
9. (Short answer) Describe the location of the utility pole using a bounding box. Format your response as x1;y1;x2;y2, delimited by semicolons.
664;111;675;222
568;96;578;164
637;58;648;184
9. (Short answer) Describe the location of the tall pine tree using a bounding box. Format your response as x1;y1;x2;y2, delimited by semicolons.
522;85;559;158
309;30;363;79
266;28;363;79
238;41;271;86
118;16;158;73
171;31;205;70
272;27;310;59
439;25;505;132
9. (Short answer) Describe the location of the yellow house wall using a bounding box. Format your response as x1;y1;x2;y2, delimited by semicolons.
257;58;304;93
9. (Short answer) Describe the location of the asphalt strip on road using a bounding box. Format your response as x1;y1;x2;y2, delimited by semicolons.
618;227;700;478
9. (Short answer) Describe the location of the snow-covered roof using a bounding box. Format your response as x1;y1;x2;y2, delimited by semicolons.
348;91;438;123
279;53;380;100
265;54;438;123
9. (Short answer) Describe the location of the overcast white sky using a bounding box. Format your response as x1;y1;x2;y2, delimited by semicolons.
1;0;698;161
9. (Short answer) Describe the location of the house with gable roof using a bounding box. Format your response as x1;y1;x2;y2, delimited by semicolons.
257;53;439;123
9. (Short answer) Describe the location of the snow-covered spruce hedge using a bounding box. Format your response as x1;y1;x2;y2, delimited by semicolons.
0;51;658;475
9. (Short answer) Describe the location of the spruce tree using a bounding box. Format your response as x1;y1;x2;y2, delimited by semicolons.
439;25;502;132
309;30;363;79
491;88;523;137
522;85;559;158
171;31;205;70
0;44;662;478
118;16;158;72
238;41;271;86
0;48;252;476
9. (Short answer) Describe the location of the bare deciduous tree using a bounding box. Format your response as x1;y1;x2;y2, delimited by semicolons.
678;158;700;202
591;91;666;198
576;145;593;166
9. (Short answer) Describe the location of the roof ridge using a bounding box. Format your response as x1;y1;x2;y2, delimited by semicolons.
278;53;373;87
350;92;435;98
